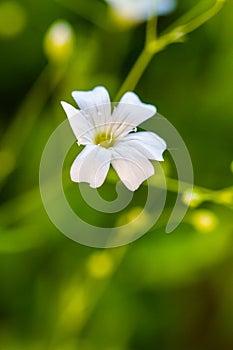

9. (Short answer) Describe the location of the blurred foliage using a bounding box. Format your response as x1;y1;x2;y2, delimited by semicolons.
0;0;233;349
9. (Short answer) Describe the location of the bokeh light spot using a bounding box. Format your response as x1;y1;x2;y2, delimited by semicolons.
86;252;114;279
191;209;218;233
0;1;27;38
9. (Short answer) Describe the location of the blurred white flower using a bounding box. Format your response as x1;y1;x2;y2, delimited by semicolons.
61;86;166;191
106;0;176;22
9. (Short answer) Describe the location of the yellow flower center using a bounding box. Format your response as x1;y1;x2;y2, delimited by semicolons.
94;132;115;148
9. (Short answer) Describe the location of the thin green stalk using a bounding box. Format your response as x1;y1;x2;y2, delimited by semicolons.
115;0;226;101
171;0;225;36
163;0;225;35
1;65;64;150
1;174;231;229
0;64;67;186
114;48;154;101
145;15;158;46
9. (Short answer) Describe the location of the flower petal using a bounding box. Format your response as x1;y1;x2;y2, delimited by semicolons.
111;92;156;138
61;101;93;145
72;86;111;132
70;145;111;188
119;131;167;161
111;143;154;191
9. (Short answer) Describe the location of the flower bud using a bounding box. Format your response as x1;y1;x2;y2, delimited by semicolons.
182;189;202;208
43;20;75;64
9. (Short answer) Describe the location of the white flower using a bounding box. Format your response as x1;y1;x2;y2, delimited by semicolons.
61;86;166;191
106;0;176;22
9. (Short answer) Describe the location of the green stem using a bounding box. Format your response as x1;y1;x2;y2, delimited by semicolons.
1;65;65;151
145;15;158;46
115;0;225;101
0;64;67;187
114;48;154;101
173;0;225;35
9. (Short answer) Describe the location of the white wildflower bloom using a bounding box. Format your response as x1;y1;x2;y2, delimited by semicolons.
106;0;176;22
61;86;166;191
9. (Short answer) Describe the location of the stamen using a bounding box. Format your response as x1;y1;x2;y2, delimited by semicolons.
94;131;115;148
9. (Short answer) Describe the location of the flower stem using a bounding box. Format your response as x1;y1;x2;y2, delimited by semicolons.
145;15;158;47
114;48;154;101
0;64;67;188
115;0;226;101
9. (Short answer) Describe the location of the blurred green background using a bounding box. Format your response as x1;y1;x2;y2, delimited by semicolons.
0;0;233;349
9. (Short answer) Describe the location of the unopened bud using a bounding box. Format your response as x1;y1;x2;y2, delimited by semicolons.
43;20;75;64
